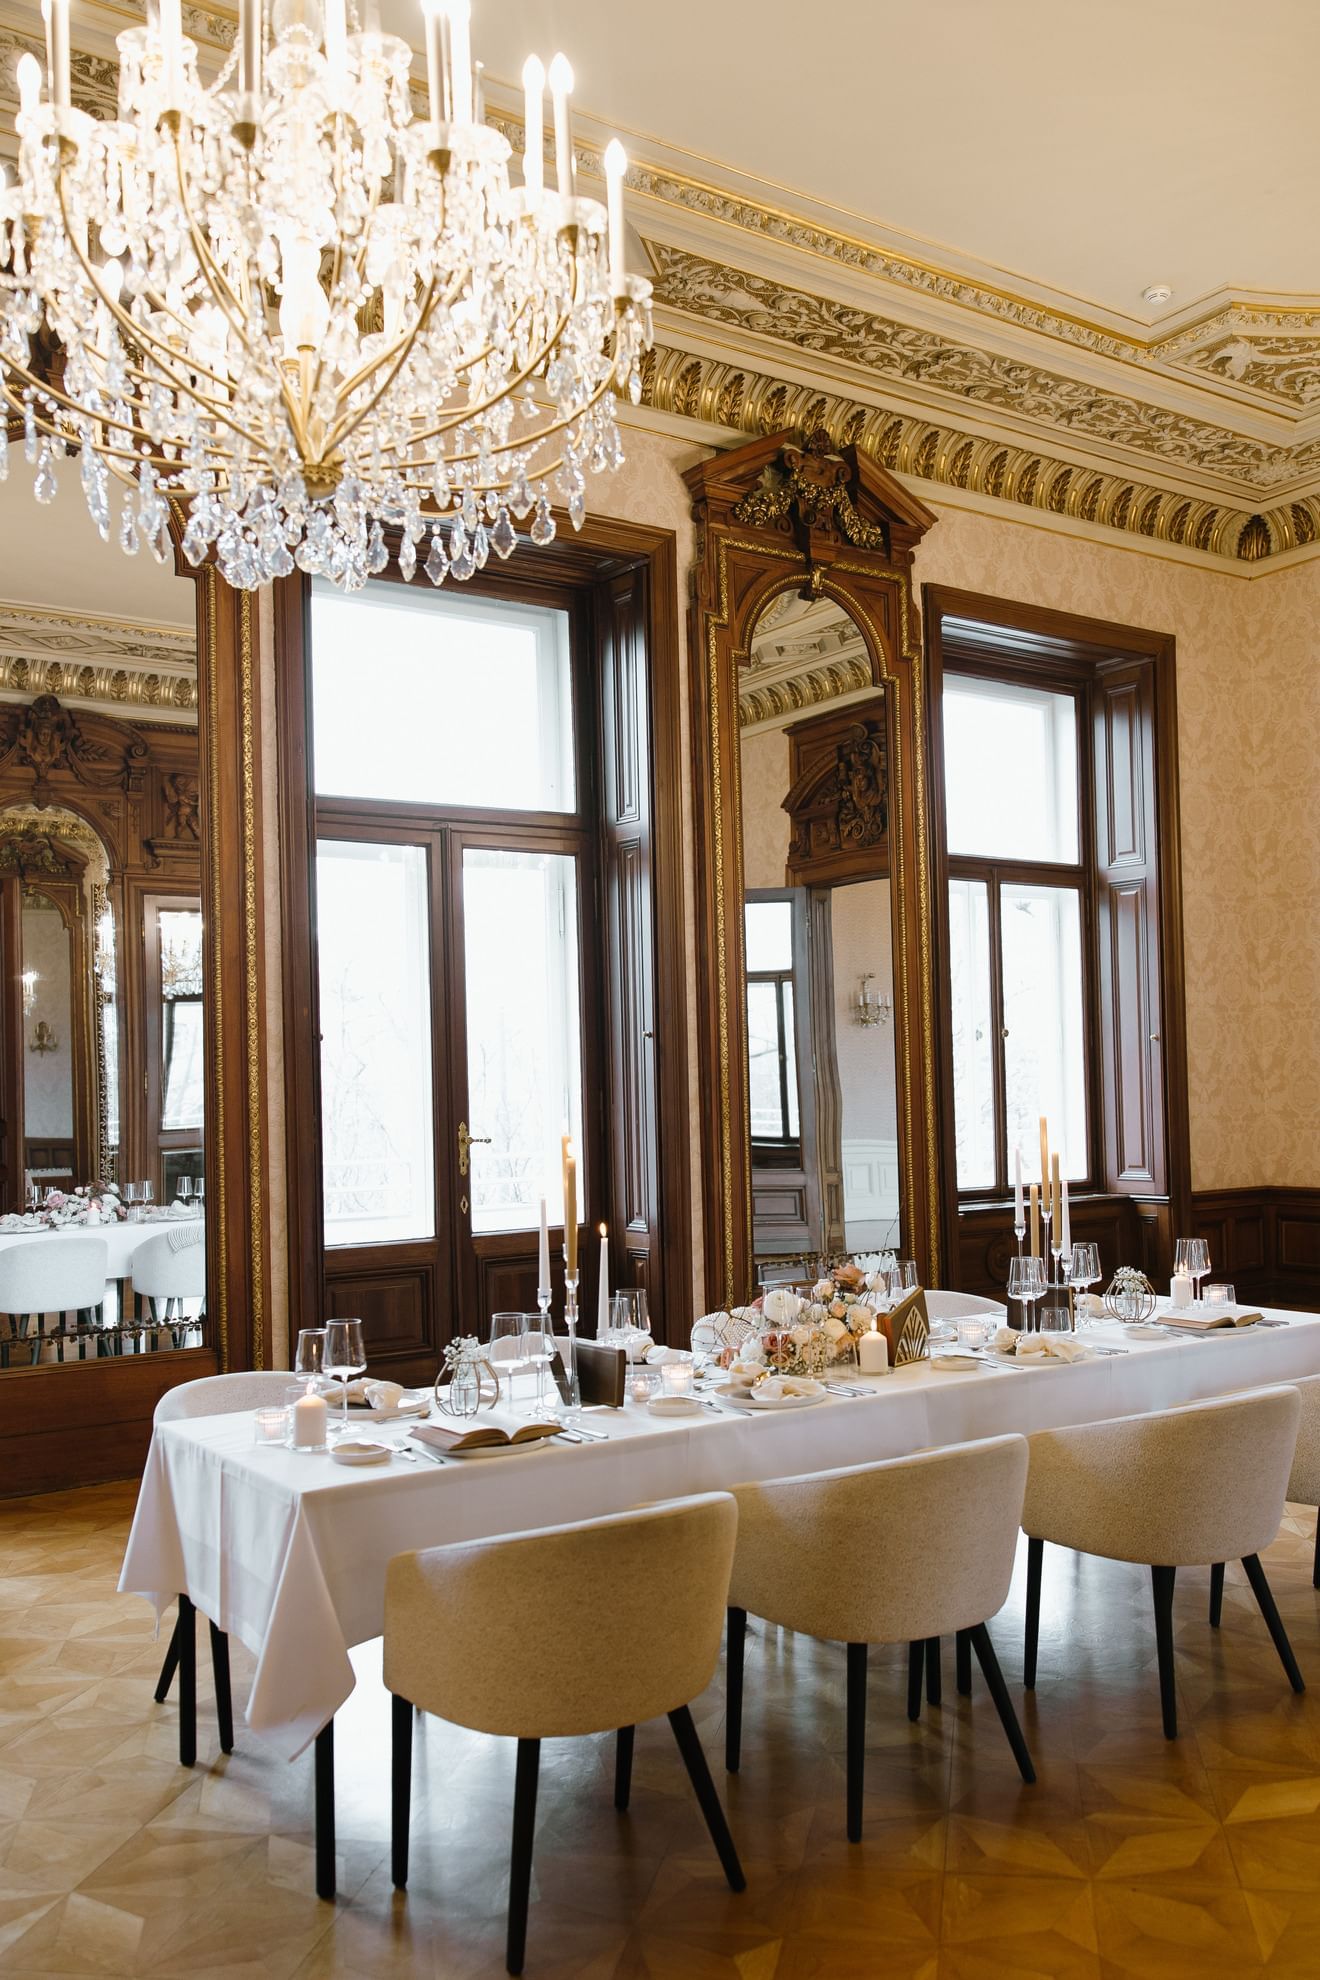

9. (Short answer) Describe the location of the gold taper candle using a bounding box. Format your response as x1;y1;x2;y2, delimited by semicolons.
1038;1115;1049;1190
1030;1183;1040;1258
563;1139;578;1276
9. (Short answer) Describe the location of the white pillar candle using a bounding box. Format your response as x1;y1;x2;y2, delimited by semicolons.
537;1195;551;1299
859;1328;889;1375
521;55;545;201
292;1390;327;1448
603;138;627;297
548;52;574;197
1170;1271;1192;1309
1013;1148;1024;1230
445;0;471;124
597;1223;609;1333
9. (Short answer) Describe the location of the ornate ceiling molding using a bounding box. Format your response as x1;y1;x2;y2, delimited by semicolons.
740;599;873;729
0;604;197;721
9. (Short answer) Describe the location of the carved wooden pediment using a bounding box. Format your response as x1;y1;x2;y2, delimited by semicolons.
0;694;150;805
782;697;889;886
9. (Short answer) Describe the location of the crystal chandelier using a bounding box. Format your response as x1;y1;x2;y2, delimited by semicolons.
0;0;653;589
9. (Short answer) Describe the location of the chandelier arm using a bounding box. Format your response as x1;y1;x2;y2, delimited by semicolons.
376;310;575;456
0;372;183;473
391;368;621;490
324;262;469;414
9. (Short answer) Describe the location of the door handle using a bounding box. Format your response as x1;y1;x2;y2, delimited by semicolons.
457;1121;490;1177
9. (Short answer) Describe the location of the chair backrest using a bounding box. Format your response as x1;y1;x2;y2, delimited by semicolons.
728;1434;1028;1647
384;1492;738;1739
131;1229;207;1299
1023;1385;1301;1567
154;1370;293;1423
924;1290;1006;1320
1287;1373;1320;1506
0;1235;109;1315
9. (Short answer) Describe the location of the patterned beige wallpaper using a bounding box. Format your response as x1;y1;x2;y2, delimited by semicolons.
590;425;1318;1305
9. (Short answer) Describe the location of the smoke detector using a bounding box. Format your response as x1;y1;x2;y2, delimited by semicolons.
1141;284;1174;307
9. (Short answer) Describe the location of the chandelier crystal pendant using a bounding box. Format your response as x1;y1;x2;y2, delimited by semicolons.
0;0;653;590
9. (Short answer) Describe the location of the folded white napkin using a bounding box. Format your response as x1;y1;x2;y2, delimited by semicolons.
1016;1333;1090;1363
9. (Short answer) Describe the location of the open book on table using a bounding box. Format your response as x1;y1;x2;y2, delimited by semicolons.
411;1420;561;1455
1163;1306;1263;1330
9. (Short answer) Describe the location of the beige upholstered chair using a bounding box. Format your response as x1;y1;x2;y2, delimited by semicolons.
924;1290;1006;1322
725;1435;1033;1844
1210;1372;1320;1621
1023;1387;1304;1739
152;1371;293;1764
385;1494;744;1976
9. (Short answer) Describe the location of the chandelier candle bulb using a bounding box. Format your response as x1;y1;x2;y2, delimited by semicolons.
549;52;574;196
324;0;348;90
421;0;446;135
15;53;41;118
238;0;262;99
46;0;70;111
604;139;627;296
521;54;545;199
160;0;183;108
597;1223;609;1333
446;0;472;124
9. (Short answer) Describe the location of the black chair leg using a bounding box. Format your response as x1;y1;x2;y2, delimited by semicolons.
668;1705;745;1893
906;1639;923;1722
1024;1536;1043;1689
846;1642;867;1843
1242;1553;1305;1693
1209;1562;1225;1629
1151;1565;1178;1739
154;1609;182;1703
315;1719;336;1901
209;1622;233;1753
507;1738;541;1976
725;1605;746;1774
924;1636;942;1707
177;1594;196;1767
968;1623;1035;1784
955;1629;972;1697
391;1694;412;1889
614;1725;635;1812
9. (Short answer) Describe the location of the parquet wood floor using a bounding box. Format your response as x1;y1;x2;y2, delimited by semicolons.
4;1484;1320;1977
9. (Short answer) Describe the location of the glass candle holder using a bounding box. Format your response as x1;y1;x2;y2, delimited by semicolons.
659;1355;694;1399
956;1316;993;1350
627;1366;660;1405
253;1406;288;1446
1204;1282;1236;1307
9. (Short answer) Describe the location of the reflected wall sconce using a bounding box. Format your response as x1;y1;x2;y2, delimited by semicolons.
20;969;37;1016
30;1021;57;1054
854;973;891;1027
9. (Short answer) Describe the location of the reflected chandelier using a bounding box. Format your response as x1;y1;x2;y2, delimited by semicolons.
0;0;653;589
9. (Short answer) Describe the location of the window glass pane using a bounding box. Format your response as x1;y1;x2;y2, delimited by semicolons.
782;983;800;1137
943;674;1079;862
1002;883;1088;1180
745;899;793;973
747;981;785;1139
948;878;995;1189
311;578;574;811
463;848;583;1234
318;841;435;1247
159;910;204;1132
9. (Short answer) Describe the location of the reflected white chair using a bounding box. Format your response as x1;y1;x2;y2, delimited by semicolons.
385;1494;743;1976
152;1371;293;1765
0;1236;108;1364
1023;1388;1304;1739
131;1228;206;1341
1210;1372;1320;1617
725;1435;1034;1844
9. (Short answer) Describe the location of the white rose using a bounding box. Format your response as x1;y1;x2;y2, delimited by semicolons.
851;1304;876;1332
790;1322;813;1345
762;1287;803;1326
742;1336;767;1362
812;1279;833;1301
824;1315;847;1341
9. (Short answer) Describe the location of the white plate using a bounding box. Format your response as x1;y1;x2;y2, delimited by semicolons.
347;1390;431;1419
743;1380;827;1410
930;1352;987;1373
434;1433;560;1460
330;1440;393;1466
647;1395;704;1417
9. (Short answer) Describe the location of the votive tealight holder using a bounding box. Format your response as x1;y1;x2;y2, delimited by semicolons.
956;1316;994;1351
253;1406;288;1447
1204;1283;1236;1307
628;1367;660;1405
660;1354;695;1399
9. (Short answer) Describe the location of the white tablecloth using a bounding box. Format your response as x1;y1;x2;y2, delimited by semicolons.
119;1309;1320;1758
0;1217;203;1281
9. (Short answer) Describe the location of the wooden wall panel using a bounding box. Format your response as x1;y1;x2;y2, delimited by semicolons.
0;1348;217;1497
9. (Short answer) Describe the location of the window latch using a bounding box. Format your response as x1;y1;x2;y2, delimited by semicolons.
457;1121;491;1177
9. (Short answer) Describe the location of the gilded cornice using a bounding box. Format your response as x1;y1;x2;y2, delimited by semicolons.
0;603;197;720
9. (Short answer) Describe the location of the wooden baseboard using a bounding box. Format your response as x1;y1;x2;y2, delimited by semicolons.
0;1348;218;1498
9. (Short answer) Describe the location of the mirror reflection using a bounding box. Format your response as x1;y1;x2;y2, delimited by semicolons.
739;590;899;1271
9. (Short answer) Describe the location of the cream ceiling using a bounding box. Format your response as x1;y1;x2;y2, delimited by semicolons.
7;0;1320;565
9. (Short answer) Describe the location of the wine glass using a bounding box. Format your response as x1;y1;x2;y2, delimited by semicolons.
194;1176;205;1215
295;1326;327;1392
521;1314;555;1416
1007;1255;1047;1331
488;1311;527;1406
323;1318;366;1438
1066;1242;1101;1326
123;1180;140;1223
141;1179;155;1213
177;1175;193;1208
1188;1237;1210;1304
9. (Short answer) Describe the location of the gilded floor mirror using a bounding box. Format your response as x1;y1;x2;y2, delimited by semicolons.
685;431;944;1308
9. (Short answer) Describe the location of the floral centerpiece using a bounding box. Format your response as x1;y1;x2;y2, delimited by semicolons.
0;1180;127;1235
695;1258;895;1376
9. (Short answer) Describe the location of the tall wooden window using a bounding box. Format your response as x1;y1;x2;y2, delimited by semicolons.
926;592;1187;1234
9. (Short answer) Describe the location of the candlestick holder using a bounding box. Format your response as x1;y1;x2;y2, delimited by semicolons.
1041;1248;1076;1334
559;1261;582;1418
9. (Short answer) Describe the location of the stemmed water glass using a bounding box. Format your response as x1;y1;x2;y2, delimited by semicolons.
323;1318;366;1439
194;1176;205;1216
141;1179;155;1214
488;1312;527;1407
1007;1255;1047;1331
1174;1237;1211;1303
294;1326;327;1392
1066;1242;1101;1326
177;1175;193;1209
522;1314;555;1417
123;1181;140;1222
